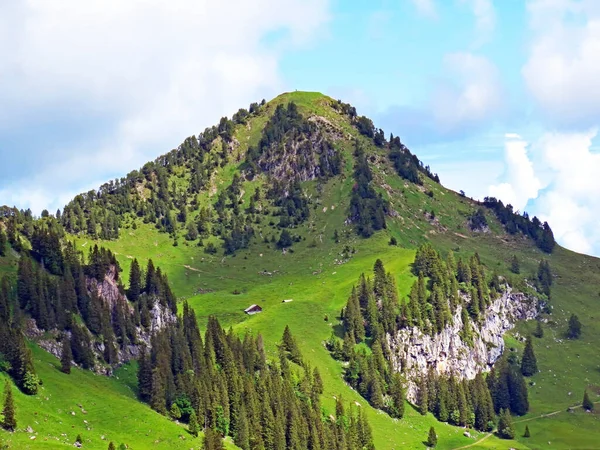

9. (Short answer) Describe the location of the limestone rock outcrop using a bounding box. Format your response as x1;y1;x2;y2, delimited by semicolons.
387;287;538;402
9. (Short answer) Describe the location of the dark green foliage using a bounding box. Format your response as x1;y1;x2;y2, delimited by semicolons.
389;236;397;246
510;255;520;274
355;115;375;138
427;426;437;447
75;434;83;444
488;357;529;416
0;276;39;394
1;380;16;431
567;314;581;339
202;427;225;450
521;336;538;377
277;229;293;249
497;408;515;439
108;442;116;450
60;334;73;374
537;260;552;297
188;411;199;437
483;197;555;253
137;303;369;450
469;208;488;231
127;258;142;302
583;390;594;411
0;228;7;256
524;425;530;437
533;320;544;338
281;325;303;364
388;135;438;184
349;142;388;237
204;242;217;255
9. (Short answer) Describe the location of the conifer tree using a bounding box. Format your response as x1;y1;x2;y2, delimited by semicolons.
524;425;530;437
281;325;302;364
60;334;73;374
418;378;429;415
169;403;182;420
389;373;405;419
521;336;538;376
427;426;437;447
508;367;529;416
497;408;515;439
533;320;544;338
188;410;199;437
128;258;142;302
1;380;16;431
583;390;594;411
567;314;581;339
108;442;116;450
233;403;249;450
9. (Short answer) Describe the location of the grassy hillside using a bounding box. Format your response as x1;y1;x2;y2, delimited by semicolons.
2;91;599;449
0;346;236;449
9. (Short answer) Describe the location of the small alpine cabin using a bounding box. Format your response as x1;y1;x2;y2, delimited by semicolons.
244;304;263;315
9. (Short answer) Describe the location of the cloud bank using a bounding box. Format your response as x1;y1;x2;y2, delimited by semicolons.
0;0;330;213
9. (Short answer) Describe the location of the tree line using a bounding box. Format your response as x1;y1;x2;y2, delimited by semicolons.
482;197;555;253
137;305;375;450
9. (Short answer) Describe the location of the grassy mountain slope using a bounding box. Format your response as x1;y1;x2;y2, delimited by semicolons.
0;346;236;449
2;91;600;449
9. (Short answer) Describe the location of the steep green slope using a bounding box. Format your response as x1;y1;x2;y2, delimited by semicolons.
0;346;236;449
2;91;599;449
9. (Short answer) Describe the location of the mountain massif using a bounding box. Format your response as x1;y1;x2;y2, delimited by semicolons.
0;91;599;449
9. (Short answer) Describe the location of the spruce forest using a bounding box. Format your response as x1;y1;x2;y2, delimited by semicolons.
1;91;599;449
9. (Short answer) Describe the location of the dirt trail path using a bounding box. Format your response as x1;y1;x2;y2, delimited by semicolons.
451;432;492;450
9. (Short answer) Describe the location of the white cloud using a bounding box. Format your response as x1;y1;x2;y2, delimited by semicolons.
522;0;600;127
489;133;542;211
461;0;496;47
0;0;330;213
488;128;600;256
410;0;438;19
433;52;502;133
530;129;600;255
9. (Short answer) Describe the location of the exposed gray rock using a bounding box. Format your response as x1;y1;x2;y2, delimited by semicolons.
26;265;176;375
387;287;538;402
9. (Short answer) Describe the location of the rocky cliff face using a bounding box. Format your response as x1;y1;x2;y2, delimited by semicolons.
256;116;344;183
387;287;538;402
27;266;176;375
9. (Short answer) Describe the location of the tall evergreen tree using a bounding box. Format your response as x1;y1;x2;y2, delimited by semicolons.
189;410;200;437
427;426;437;447
583;390;594;411
418;378;429;416
521;336;538;377
524;425;531;438
1;380;16;431
497;408;515;439
202;427;225;450
60;334;73;374
108;442;116;450
128;258;142;302
567;314;581;339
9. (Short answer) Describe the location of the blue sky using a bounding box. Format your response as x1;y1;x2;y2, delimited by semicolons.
1;0;600;256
